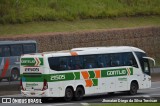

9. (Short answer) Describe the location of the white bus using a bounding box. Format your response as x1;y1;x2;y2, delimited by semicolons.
20;46;155;101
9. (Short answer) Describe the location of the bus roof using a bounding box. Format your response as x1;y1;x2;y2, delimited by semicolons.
23;46;145;57
0;40;36;45
70;46;145;54
71;46;144;53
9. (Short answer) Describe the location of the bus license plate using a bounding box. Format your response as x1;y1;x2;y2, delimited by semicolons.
31;92;35;95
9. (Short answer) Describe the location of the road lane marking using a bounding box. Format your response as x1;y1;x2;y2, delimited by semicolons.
46;105;53;106
150;87;160;89
149;94;160;96
122;94;150;97
53;103;75;106
0;95;21;97
81;103;89;106
142;95;150;97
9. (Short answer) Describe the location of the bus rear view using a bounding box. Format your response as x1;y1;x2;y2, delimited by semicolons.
20;54;49;97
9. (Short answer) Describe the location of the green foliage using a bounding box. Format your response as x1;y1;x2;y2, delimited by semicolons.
0;0;160;24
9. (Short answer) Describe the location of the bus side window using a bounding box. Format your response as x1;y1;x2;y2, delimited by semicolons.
83;55;98;69
123;52;138;68
23;44;36;54
72;56;83;70
110;53;122;67
59;60;67;70
59;57;69;71
103;54;110;67
3;46;10;57
0;46;2;56
48;57;58;71
11;45;23;56
123;53;132;66
97;55;104;68
66;57;72;70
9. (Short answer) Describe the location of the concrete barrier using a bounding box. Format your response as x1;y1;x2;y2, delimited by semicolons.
0;26;160;65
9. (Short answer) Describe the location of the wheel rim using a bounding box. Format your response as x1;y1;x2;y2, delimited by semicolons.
131;84;137;94
12;71;18;80
67;91;72;98
66;89;73;99
77;90;83;97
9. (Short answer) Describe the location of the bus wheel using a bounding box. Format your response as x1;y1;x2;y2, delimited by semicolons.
11;69;19;81
74;86;84;101
129;82;138;95
64;87;73;102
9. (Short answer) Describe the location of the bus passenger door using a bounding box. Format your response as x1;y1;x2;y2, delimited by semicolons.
104;77;116;93
116;76;128;91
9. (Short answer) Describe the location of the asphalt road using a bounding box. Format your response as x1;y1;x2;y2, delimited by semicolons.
0;80;19;86
0;81;160;106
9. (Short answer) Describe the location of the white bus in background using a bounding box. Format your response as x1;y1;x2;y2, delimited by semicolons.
20;46;155;101
0;40;37;81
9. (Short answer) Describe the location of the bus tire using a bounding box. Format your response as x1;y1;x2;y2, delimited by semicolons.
74;86;84;101
128;81;138;95
108;92;115;95
11;69;19;81
64;87;74;102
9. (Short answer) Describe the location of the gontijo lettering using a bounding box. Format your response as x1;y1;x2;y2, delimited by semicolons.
21;60;35;64
107;70;126;76
21;58;43;66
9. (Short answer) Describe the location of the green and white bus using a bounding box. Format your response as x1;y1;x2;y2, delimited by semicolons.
20;46;155;101
0;40;37;81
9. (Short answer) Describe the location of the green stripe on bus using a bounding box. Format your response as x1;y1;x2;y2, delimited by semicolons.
74;72;80;80
21;75;44;82
88;71;95;78
21;72;81;82
130;68;133;75
92;79;98;86
21;68;133;82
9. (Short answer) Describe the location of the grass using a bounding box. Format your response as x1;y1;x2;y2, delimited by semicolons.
90;103;160;106
0;16;160;37
0;0;160;24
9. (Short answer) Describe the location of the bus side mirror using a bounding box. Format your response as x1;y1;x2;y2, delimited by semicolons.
143;57;155;66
